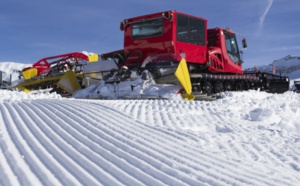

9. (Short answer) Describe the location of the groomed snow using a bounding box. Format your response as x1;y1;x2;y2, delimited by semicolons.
0;90;299;186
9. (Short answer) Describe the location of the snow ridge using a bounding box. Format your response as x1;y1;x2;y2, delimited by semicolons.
1;90;300;186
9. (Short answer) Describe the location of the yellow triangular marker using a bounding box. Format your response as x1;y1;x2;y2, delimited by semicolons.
88;54;99;62
175;58;195;100
57;70;81;94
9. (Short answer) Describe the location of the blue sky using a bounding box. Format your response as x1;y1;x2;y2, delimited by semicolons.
0;0;299;69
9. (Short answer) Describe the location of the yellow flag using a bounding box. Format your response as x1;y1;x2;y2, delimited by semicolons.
175;58;192;95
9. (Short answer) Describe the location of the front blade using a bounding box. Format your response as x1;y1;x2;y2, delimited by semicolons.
57;70;81;94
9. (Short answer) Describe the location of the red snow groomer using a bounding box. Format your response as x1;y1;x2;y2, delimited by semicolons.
12;10;290;98
102;10;289;98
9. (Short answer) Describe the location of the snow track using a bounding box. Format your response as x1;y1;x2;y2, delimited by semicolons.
0;92;300;185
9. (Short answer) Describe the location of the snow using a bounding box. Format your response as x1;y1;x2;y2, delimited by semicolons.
0;61;300;185
73;76;183;100
0;62;29;83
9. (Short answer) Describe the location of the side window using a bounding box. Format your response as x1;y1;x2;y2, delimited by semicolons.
177;14;205;45
208;32;215;47
225;34;238;53
177;15;189;39
132;19;163;40
225;33;240;63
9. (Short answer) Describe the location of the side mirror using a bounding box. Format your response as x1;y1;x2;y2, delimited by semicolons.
242;38;247;48
120;21;124;31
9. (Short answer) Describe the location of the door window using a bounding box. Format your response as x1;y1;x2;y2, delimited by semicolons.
225;32;241;63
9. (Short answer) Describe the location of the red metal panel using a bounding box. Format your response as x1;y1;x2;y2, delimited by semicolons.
123;11;175;65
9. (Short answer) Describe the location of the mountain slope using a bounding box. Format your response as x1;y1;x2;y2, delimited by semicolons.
0;62;29;82
246;55;300;77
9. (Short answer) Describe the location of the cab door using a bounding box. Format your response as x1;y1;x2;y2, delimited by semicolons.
175;13;207;64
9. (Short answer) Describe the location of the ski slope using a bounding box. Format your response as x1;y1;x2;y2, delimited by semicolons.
0;90;299;186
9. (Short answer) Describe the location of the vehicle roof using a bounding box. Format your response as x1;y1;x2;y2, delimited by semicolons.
123;10;207;23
